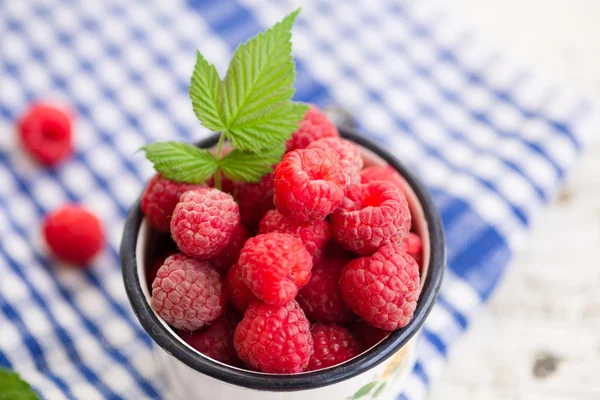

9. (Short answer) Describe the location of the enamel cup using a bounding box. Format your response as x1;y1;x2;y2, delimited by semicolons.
121;128;445;400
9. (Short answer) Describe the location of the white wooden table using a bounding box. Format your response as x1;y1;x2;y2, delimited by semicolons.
429;1;600;399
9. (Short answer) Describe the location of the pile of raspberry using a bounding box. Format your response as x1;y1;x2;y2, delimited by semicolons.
143;106;424;374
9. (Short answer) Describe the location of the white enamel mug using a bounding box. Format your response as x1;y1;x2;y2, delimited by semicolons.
121;128;445;400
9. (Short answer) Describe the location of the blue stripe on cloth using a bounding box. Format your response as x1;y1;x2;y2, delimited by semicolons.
2;6;156;341
0;178;159;399
2;9;162;397
0;112;160;399
421;329;448;357
413;362;430;386
436;296;469;330
0;280;75;398
0;350;11;368
433;187;512;299
385;1;584;151
0;85;147;338
0;234;121;399
449;229;511;300
63;1;198;143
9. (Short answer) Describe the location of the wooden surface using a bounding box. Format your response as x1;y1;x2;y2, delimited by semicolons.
429;1;600;399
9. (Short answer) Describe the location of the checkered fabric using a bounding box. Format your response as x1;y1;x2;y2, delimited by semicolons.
0;0;597;399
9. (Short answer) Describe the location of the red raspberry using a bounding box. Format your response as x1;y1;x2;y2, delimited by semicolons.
146;249;177;290
231;174;274;228
348;320;389;349
307;138;363;185
258;209;331;263
340;245;420;331
179;312;242;367
296;255;352;324
209;224;249;274
170;189;240;260
307;324;362;371
234;301;313;373
239;233;312;305
360;165;410;200
224;263;258;312
18;103;73;166
141;174;205;232
273;149;346;222
150;253;225;331
42;204;103;265
286;105;339;152
401;232;423;266
331;181;411;255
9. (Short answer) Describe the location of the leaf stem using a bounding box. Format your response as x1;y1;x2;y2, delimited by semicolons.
214;133;226;190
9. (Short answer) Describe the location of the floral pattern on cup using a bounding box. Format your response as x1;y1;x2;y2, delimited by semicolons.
348;344;412;399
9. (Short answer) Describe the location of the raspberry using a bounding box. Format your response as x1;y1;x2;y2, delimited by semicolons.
307;324;362;371
231;174;274;228
170;189;240;260
18;103;73;166
179;312;242;367
141;174;205;232
339;245;420;331
209;224;249;274
331;181;411;255
360;165;410;200
401;232;423;266
296;255;352;324
150;253;225;331
42;204;103;265
273;148;346;222
258;209;331;263
239;233;312;305
146;249;177;290
234;301;313;373
286;105;339;152
224;263;258;312
307;138;363;185
348;320;389;349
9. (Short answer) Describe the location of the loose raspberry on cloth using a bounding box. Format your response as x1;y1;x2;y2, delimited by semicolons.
18;103;73;166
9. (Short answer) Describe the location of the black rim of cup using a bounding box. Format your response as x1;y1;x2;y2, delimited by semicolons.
120;128;446;391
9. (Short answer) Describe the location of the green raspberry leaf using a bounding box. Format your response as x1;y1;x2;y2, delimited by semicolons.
189;51;226;132
141;142;218;184
220;145;285;182
145;9;307;184
227;102;309;152
221;9;305;152
0;368;39;400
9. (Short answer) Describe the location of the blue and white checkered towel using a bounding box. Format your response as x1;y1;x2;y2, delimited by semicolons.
1;0;598;399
